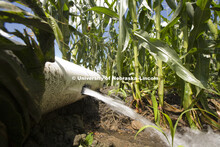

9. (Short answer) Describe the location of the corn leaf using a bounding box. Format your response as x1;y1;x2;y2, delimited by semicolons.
151;90;160;125
161;0;183;36
88;6;119;18
165;0;176;10
135;30;206;89
207;19;218;40
162;113;174;147
140;0;153;12
194;44;210;87
0;1;23;12
0;4;52;34
186;2;194;19
188;0;211;50
117;0;129;76
45;13;64;55
0;34;27;50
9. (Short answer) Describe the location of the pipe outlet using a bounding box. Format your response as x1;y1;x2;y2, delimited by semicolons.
41;57;105;114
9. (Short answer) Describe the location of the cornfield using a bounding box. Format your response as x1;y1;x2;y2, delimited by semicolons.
0;0;219;146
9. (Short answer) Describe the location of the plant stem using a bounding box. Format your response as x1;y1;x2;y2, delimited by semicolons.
130;0;141;104
155;0;164;108
106;56;112;86
182;11;197;129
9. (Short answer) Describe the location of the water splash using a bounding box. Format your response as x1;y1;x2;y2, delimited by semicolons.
82;88;220;147
173;127;220;147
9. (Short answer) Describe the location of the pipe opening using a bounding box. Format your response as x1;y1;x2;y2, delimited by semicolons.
81;84;90;95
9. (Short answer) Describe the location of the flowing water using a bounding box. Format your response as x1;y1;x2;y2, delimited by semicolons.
82;88;220;147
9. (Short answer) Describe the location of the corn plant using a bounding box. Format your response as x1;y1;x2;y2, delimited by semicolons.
90;0;220;129
0;0;56;145
1;1;220;146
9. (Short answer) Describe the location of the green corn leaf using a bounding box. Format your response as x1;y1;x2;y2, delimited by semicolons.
161;0;183;37
165;0;176;10
162;113;174;146
173;108;220;136
188;0;211;50
180;48;197;60
117;0;129;77
109;0;117;9
88;6;119;18
161;17;180;38
211;1;220;17
45;12;64;55
207;19;218;40
199;108;220;129
183;82;197;129
135;30;206;89
0;3;52;33
0;1;23;12
173;109;195;141
151;90;159;125
186;2;194;19
0;34;28;50
63;3;69;11
196;0;211;10
140;0;153;12
194;54;210;87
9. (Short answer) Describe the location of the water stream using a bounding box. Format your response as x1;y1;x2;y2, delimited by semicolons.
82;88;220;147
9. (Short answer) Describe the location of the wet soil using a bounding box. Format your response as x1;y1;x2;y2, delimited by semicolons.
24;86;219;147
24;87;168;147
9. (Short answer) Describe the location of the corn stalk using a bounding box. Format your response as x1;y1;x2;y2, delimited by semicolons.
182;4;197;129
155;0;164;108
130;0;141;109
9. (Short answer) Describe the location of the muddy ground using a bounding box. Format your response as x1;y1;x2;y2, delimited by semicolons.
24;87;169;147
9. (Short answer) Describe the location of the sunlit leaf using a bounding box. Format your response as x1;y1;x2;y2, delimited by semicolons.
0;1;23;12
63;3;69;11
161;0;183;36
88;6;119;18
45;12;64;55
140;0;153;12
85;132;93;145
135;30;206;89
207;19;218;40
